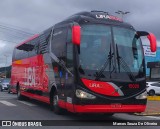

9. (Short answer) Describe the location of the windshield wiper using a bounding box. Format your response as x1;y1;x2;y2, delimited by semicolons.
95;44;114;80
116;44;136;82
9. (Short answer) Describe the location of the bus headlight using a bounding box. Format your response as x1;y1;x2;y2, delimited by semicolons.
76;89;96;99
135;91;147;99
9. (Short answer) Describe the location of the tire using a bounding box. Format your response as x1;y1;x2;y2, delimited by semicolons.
8;88;11;94
17;86;25;100
106;113;114;116
0;86;3;92
149;90;155;96
103;113;114;116
50;92;64;115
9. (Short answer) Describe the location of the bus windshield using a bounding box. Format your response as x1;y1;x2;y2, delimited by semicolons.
78;24;144;80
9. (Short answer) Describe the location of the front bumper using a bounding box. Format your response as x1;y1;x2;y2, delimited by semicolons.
73;104;146;113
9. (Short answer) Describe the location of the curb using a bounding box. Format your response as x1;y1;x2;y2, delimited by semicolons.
147;96;160;101
134;112;160;116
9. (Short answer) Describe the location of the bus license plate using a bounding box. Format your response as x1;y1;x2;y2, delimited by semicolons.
111;103;122;108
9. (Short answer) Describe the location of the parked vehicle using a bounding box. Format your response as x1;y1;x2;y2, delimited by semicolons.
0;78;11;91
146;82;160;96
0;78;3;83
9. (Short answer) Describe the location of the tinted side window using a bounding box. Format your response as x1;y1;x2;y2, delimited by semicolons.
14;37;40;60
28;38;39;57
12;48;16;61
15;44;29;60
66;28;73;69
51;27;67;79
151;83;160;87
51;28;67;58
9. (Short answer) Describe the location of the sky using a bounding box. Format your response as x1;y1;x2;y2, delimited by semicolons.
0;0;160;67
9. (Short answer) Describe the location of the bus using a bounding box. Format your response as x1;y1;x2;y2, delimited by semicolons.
10;11;157;115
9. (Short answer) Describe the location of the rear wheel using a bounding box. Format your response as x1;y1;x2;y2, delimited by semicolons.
8;90;10;93
17;86;25;100
8;87;11;93
149;90;155;96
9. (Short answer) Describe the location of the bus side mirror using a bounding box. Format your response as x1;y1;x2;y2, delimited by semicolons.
137;31;157;52
72;25;81;45
147;33;157;52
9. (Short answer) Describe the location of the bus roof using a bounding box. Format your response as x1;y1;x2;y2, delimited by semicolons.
15;11;133;48
54;11;133;29
69;11;122;22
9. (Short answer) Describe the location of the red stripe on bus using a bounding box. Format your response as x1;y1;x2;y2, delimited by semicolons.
58;100;66;109
67;103;146;113
21;91;50;104
58;101;146;113
73;104;146;113
81;78;120;96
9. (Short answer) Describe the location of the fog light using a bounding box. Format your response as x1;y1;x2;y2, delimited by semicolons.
136;91;147;99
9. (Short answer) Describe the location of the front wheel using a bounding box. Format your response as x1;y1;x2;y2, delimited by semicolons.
8;87;11;94
51;93;65;115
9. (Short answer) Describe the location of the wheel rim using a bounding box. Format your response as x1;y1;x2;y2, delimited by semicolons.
53;95;58;106
150;91;154;96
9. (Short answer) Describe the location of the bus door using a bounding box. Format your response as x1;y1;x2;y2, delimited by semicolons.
65;29;74;112
59;66;66;100
51;27;68;102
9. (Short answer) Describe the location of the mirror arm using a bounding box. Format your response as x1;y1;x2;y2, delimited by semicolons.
137;31;149;36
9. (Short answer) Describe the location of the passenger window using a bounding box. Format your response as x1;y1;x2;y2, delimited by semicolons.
51;28;67;60
15;43;29;60
66;28;73;72
28;38;39;57
51;27;68;78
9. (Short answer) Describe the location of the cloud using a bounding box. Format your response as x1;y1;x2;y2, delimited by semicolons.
0;0;160;67
0;42;6;48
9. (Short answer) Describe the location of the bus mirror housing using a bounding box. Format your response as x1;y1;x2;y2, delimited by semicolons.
72;25;81;45
137;31;157;52
147;33;157;52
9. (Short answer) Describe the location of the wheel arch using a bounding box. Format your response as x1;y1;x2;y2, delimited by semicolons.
49;85;58;102
16;82;20;92
149;89;155;96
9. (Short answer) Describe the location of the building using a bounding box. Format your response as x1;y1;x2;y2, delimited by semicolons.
0;66;11;78
144;45;160;81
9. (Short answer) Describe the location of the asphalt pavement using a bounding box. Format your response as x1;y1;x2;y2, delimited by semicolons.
0;91;159;129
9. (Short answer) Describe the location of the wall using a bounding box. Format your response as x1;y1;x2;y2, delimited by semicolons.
144;45;160;76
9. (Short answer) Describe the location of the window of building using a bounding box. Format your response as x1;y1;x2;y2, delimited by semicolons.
151;68;160;79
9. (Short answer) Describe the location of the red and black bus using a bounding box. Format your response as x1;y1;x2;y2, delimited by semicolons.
10;11;157;115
